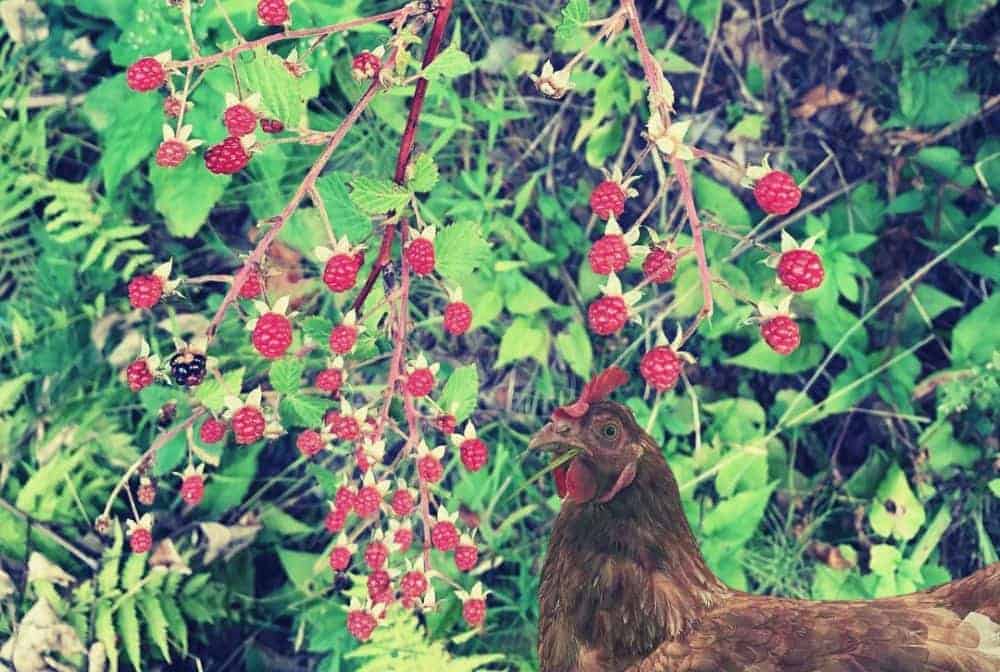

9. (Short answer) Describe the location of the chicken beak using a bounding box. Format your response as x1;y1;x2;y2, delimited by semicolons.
528;419;580;452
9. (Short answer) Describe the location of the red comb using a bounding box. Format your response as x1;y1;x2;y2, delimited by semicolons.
554;366;629;419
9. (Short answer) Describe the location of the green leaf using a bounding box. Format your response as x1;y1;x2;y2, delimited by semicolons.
238;47;306;127
422;44;474;80
989;479;1000;498
149;159;229;237
278;548;322;593
725;340;824;374
951;293;1000;365
98;521;124;596
555;0;590;46
693;172;751;230
893;63;981;129
496;317;550;368
117;596;142;672
869;544;902;576
555;321;593;380
657;49;699;74
0;373;31;413
83;75;161;193
120;552;146;590
194;368;245;415
407;153;439;193
301;316;333;345
160;595;188;654
139;590;171;662
154;431;187;476
869;464;926;541
280;393;329;428
844;448;891;499
95;599;119;672
312;172;371;243
201;443;263;516
269;358;305;395
437;364;479;422
702;482;776;546
261;506;313;536
504;273;556;314
349;175;411;215
435;221;492;283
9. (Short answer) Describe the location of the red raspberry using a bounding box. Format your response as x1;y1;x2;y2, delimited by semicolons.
347;609;377;642
231;406;265;444
128;274;163;309
639;346;683;391
257;0;290;26
404;238;435;276
163;96;183;118
260;118;284;134
589;180;626;219
431;521;459;551
329;545;352;571
364;541;389;569
352;51;381;80
199;418;226;444
459;438;488;472
137;480;156;506
405;368;435;397
454;544;478;572
126;359;154;392
435;414;456;435
296;430;324;458
777;249;824;292
366;569;391;597
754;171;801;215
252;312;293;359
328;324;357;354
643;247;677;284
443;301;472;335
400;570;428;598
315;368;343;394
393;527;413;551
180;475;205;506
589;235;630;275
761;315;800;355
417;455;443;483
462;598;486;627
238;268;263;298
587;296;628;336
126;57;166;92
223;104;258;136
325;506;348;533
323;254;361;293
329;414;360;442
204;136;250;174
129;528;152;554
155;139;190;168
354;485;382;517
391;489;415;517
335;485;357;512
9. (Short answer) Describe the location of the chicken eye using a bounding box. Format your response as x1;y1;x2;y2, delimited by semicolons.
602;423;619;439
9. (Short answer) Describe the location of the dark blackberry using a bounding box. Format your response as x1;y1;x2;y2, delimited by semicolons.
170;351;207;387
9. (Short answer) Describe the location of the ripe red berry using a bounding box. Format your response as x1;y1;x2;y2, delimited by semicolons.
163;96;183;118
460;438;488;472
231;406;266;444
354;485;382;517
777;249;824;292
352;51;381;80
393;526;413;551
590;180;626;219
639;346;683;392
391;489;415;517
454;543;478;572
126;359;154;392
431;521;459;551
404;238;435;276
296;430;324;458
366;569;391;598
180;475;205;506
588;235;630;275
405;368;435;397
335;484;357;512
587;296;628;336
155;139;190;168
223;104;258;136
137;480;157;506
462;598;486;627
315;368;343;394
347;609;377;642
328;324;357;354
400;570;428;598
643;247;677;284
323;254;361;293
239;268;263;298
128;275;163;309
329;414;360;442
260;118;284;134
204;136;250;174
754;171;801;215
435;414;456;435
364;541;389;570
257;0;290;26
443;301;472;335
761;315;801;355
126;57;166;92
329;545;352;571
129;528;152;554
199;418;226;444
252;312;293;359
325;506;348;534
417;455;443;483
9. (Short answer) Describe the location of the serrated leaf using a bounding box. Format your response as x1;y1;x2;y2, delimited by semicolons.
496;317;550;368
120;553;146;590
98;521;124;596
195;368;245;414
555;0;589;45
238;47;306;127
95;599;119;672
301;316;334;344
407;153;439;193
0;374;31;413
313;172;372;243
437;365;479;422
349;175;411;215
422;44;474;80
555;321;592;379
150;159;229;238
117;596;142;672
280;393;329;428
160;594;188;653
139;591;171;662
435;221;492;283
269;358;305;395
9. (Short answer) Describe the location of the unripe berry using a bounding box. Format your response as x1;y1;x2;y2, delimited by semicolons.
400;570;428;599
231;406;265;444
454;543;478;572
351;51;381;80
163;96;183;118
588;235;630;275
391;489;415;517
325;506;348;533
335;484;357;512
417;454;443;483
260;118;284;134
347;609;377;642
405;368;435;397
155;139;190;168
328;324;358;354
354;485;382;518
329;545;352;572
129;528;152;554
137;480;157;506
462;598;486;627
257;0;290;26
364;541;389;570
393;526;413;551
435;414;456;435
366;569;391;598
251;312;293;359
238;267;264;298
323;254;361;293
639;346;683;392
315;368;343;394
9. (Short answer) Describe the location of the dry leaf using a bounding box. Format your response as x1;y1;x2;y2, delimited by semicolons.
0;600;85;672
199;518;261;564
792;84;852;119
27;553;74;586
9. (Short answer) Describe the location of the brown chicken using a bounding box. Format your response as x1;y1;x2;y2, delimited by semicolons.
530;367;1000;672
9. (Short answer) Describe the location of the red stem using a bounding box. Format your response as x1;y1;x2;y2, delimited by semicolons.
351;0;454;316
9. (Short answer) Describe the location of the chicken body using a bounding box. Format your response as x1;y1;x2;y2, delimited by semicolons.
534;400;1000;672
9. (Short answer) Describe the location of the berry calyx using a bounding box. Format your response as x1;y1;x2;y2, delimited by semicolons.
204;136;251;174
761;315;800;355
128;275;163;309
127;56;167;92
251;311;293;359
231;406;266;444
199;418;227;444
126;358;155;392
777;248;824;293
753;170;801;215
296;430;325;458
643;246;677;284
257;0;290;26
639;345;683;392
